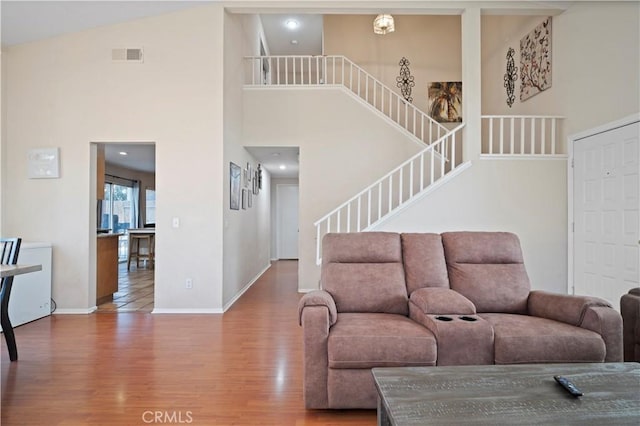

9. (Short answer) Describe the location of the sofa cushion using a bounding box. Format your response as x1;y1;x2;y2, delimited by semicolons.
322;233;408;315
401;233;450;294
328;313;437;368
479;313;606;363
442;232;530;314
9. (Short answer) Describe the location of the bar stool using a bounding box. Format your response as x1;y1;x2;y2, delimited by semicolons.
127;233;154;270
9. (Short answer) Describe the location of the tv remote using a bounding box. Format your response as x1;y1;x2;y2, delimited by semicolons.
554;375;583;397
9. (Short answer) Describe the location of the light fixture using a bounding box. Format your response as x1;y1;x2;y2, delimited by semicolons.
373;14;395;35
279;165;287;170
290;39;298;45
285;19;299;30
119;151;128;156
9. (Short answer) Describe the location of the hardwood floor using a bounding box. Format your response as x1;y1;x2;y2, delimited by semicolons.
97;263;154;313
1;260;376;425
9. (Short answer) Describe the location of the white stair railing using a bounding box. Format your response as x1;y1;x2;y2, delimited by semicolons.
313;123;466;265
482;115;565;156
245;55;449;148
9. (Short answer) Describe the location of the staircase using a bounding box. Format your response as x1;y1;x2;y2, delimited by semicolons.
244;55;469;264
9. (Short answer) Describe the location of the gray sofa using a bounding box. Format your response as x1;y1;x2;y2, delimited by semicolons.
298;231;623;409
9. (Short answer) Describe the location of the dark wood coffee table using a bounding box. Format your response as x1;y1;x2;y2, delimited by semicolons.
372;363;640;425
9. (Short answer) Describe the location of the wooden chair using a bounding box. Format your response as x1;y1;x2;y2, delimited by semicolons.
1;237;22;361
127;233;154;270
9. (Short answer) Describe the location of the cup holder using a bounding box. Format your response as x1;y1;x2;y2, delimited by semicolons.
435;316;453;322
459;316;478;322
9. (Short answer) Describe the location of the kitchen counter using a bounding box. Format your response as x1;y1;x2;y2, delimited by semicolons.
96;233;121;304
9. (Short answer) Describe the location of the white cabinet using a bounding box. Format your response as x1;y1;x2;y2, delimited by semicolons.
1;242;52;330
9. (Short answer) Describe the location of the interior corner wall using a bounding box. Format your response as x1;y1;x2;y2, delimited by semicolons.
323;15;462;115
482;3;640;143
222;12;272;307
3;5;225;311
243;88;424;292
375;159;568;294
270;177;299;259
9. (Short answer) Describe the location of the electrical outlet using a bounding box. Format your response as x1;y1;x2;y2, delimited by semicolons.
185;278;193;289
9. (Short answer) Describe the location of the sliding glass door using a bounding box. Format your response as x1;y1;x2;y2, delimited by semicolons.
101;182;138;261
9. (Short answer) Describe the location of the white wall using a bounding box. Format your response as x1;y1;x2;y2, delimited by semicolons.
243;88;423;290
376;159;568;294
222;12;272;307
2;5;225;312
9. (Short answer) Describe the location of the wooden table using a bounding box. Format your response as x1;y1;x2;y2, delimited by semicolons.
1;263;42;361
373;363;640;425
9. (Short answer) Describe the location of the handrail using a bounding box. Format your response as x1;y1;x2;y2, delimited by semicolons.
313;123;465;265
244;55;449;147
482;115;565;156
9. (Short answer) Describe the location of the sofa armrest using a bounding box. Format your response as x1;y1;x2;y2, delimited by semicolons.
528;290;623;362
298;290;337;409
528;290;612;326
298;290;337;327
409;288;476;315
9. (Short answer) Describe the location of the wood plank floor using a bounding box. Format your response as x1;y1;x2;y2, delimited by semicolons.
1;260;376;425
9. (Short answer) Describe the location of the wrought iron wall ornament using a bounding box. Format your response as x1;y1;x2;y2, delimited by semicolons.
504;47;518;108
396;57;415;103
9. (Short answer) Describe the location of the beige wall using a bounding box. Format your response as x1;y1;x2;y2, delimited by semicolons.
2;5;225;312
223;12;273;307
324;15;462;115
243;88;423;290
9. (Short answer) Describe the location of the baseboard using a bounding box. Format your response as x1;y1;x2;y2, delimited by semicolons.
223;263;271;312
53;307;97;315
151;308;223;314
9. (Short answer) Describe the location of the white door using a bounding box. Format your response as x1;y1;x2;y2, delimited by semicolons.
277;184;299;259
573;121;639;306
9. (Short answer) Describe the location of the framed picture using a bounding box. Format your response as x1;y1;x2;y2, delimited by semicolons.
230;162;241;210
427;82;462;123
520;17;552;101
253;170;259;194
248;190;253;208
257;164;263;190
242;188;248;209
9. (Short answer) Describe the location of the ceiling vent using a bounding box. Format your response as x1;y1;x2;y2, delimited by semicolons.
112;48;143;63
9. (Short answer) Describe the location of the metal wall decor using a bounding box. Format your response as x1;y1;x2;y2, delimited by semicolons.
396;57;415;103
504;47;518;108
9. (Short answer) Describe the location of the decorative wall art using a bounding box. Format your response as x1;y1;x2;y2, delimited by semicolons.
242;188;248;210
427;82;462;123
504;47;518;107
230;162;241;210
257;164;263;190
396;57;415;103
520;17;552;101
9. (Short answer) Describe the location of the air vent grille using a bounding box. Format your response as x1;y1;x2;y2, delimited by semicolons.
112;48;143;63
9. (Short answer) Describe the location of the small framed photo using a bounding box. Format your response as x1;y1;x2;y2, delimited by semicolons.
242;189;248;209
248;190;253;208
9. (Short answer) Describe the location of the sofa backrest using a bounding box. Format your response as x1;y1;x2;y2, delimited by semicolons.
400;233;450;294
441;231;531;314
321;232;408;315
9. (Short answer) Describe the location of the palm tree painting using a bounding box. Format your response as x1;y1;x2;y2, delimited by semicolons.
428;82;462;123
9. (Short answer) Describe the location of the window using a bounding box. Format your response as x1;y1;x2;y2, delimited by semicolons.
145;189;156;226
101;180;138;261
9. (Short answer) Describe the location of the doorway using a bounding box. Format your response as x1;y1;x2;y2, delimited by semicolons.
95;142;156;313
571;117;639;307
277;184;299;259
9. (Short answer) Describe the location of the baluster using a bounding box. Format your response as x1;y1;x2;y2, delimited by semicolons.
405;103;408;130
316;225;321;264
336;210;341;233
308;56;312;84
541;118;546;154
510;116;515;155
380;85;385;114
327;216;331;234
413;108;417;136
440;141;446;178
488;118;494;154
551;118;557;154
499;117;504;154
420;152;425;191
397;96;400;123
365;75;369;103
316;56;319;84
452;131;457;169
357;197;362;231
430;148;435;185
409;161;414;198
357;70;361;97
398;169;403;206
373;81;377;108
251;57;256;85
346;204;351;232
378;182;382;220
367;189;372;228
293;57;296;85
530;117;536;154
341;57;345;85
421;115;425;143
349;63;353;91
285;57;289;85
388;175;393;211
520;117;525;154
